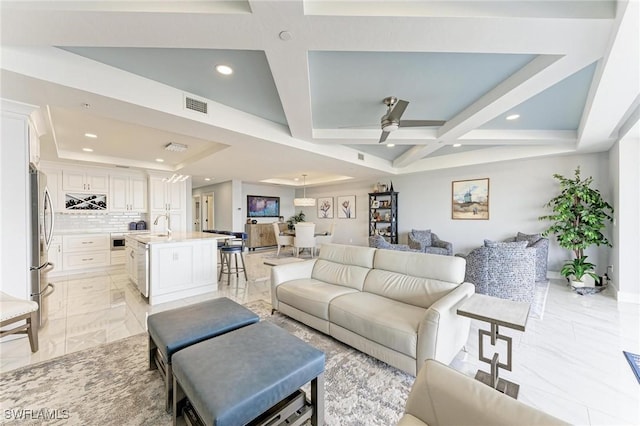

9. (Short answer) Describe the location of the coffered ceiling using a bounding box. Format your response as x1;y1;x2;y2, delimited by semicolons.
1;1;638;188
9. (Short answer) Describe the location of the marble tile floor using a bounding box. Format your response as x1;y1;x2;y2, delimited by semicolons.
1;253;639;425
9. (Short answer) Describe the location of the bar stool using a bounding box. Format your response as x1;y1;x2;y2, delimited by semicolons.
0;291;39;352
218;232;248;284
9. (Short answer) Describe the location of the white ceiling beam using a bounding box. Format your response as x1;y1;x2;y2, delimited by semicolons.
393;144;446;168
578;0;640;150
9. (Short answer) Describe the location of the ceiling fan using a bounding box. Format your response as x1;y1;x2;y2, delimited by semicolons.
379;96;446;143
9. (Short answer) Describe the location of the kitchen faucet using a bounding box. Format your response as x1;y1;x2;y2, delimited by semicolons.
153;213;171;237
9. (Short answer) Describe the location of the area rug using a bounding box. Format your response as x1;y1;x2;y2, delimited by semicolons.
530;280;550;320
0;300;413;425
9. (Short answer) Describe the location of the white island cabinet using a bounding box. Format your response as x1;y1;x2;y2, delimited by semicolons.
128;232;231;305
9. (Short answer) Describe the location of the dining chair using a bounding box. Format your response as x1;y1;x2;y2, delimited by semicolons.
272;222;294;257
314;222;336;256
294;222;316;258
0;291;39;352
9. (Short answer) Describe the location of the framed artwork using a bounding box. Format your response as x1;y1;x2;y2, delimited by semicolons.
452;178;489;220
317;197;334;218
337;195;356;219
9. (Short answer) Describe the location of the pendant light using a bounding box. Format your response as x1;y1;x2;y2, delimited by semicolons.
293;174;316;206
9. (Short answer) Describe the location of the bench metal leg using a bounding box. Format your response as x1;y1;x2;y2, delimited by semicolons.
311;373;324;426
27;311;38;353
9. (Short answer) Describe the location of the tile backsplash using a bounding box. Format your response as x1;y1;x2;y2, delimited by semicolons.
55;212;149;233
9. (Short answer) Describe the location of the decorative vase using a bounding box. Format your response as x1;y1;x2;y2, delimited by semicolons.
389;181;394;191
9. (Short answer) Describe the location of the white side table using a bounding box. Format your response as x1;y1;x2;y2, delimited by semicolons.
457;293;530;398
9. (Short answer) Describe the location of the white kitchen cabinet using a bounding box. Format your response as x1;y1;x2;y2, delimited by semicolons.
149;174;187;233
110;174;147;212
147;238;217;305
149;175;185;211
62;234;110;270
62;169;109;192
110;250;126;266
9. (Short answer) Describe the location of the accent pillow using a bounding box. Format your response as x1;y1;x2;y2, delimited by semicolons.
516;232;542;246
484;239;529;249
411;229;432;247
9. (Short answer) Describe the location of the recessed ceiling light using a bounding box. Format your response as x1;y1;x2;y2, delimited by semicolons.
293;178;299;182
215;65;233;75
84;133;97;138
155;158;164;163
386;144;395;147
204;178;211;181
453;143;462;148
82;147;94;152
506;114;520;121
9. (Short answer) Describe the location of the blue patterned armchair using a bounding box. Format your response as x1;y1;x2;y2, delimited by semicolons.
408;229;453;256
456;240;536;303
368;235;418;252
504;232;549;282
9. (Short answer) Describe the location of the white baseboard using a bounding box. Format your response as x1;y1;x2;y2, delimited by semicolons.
615;285;640;304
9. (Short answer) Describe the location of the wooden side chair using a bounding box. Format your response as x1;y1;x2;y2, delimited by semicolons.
0;291;39;352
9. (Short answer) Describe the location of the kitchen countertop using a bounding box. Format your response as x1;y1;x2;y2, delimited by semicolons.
128;231;233;245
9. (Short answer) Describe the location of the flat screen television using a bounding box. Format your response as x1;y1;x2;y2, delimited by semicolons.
247;195;280;218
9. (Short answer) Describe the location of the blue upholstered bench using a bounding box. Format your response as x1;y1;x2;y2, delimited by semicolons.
147;297;259;412
172;321;325;426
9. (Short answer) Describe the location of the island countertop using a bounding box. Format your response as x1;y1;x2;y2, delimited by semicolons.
128;231;234;245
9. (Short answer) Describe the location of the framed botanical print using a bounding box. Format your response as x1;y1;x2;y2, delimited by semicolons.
452;178;489;220
317;197;334;218
337;195;356;219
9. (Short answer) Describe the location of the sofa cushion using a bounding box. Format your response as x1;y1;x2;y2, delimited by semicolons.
330;292;426;357
373;249;466;285
312;244;376;291
277;278;359;320
364;269;459;310
516;232;542;246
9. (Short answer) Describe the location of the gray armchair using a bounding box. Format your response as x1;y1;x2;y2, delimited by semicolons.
408;229;453;256
505;232;549;282
368;235;417;252
456;240;536;303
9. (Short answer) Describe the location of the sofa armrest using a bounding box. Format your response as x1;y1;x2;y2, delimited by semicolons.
416;282;475;368
270;259;317;310
400;360;569;426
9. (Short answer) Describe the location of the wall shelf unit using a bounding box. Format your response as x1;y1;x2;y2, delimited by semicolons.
368;191;398;243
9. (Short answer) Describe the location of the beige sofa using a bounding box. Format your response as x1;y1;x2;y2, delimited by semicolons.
399;360;569;425
271;243;475;376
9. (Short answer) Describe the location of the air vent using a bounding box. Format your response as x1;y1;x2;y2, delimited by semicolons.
357;153;365;161
185;96;208;114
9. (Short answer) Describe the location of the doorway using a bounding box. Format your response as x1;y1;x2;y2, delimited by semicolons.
202;192;214;231
192;195;201;232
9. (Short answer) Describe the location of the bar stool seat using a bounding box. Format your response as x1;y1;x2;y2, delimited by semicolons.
218;232;248;284
0;292;39;352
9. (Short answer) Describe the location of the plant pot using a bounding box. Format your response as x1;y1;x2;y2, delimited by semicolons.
571;279;585;288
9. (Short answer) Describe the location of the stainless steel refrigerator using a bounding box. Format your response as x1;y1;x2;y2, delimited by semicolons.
29;164;55;327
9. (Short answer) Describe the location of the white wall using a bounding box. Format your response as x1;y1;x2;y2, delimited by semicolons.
301;153;613;273
193;181;234;231
610;132;640;303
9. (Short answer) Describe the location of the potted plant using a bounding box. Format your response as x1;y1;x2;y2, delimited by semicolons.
539;166;614;287
560;256;600;287
287;211;306;230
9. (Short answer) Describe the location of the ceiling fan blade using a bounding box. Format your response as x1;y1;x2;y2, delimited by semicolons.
386;99;409;122
379;131;390;143
399;120;446;127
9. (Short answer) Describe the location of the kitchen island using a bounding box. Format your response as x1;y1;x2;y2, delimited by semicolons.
125;232;232;305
